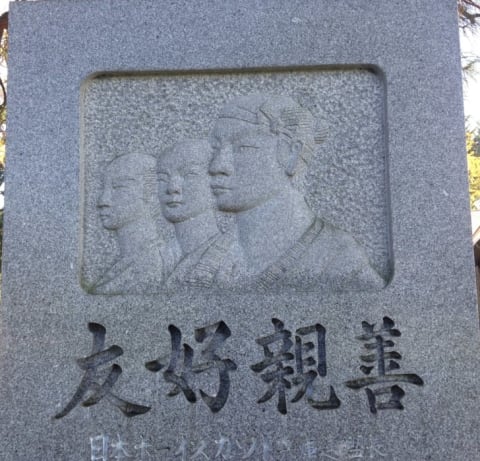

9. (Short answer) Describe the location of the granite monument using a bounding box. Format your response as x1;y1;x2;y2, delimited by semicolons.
0;0;478;460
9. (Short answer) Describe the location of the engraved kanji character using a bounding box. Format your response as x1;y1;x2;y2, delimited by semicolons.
345;317;424;413
110;434;131;461
146;321;237;413
134;437;152;460
303;440;318;459
276;438;292;457
147;325;196;403
319;450;340;461
191;441;210;460
250;318;294;414
261;437;273;461
251;319;339;414
292;324;340;410
364;435;387;459
320;439;365;460
55;323;150;418
214;435;232;460
194;322;238;411
335;439;363;459
174;438;188;461
90;435;109;461
235;438;257;459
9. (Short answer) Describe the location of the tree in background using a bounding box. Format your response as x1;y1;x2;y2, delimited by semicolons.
457;1;480;209
459;0;480;29
466;128;480;208
460;0;480;82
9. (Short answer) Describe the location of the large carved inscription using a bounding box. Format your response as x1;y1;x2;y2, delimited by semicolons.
56;317;423;418
81;70;390;293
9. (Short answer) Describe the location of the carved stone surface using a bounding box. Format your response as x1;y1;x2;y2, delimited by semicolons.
81;74;390;293
89;152;174;294
1;0;479;460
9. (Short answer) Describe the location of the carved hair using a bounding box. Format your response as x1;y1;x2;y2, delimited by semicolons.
218;94;324;176
160;139;212;167
109;152;158;207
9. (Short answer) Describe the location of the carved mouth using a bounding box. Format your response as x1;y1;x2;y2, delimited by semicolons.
166;201;183;208
211;185;231;195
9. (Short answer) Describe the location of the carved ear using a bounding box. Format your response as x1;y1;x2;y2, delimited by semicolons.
285;140;304;176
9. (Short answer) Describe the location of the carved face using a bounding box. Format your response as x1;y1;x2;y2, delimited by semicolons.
97;155;150;231
157;140;214;224
209;118;286;212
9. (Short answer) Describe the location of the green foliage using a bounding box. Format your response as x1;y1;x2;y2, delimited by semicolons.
466;129;480;208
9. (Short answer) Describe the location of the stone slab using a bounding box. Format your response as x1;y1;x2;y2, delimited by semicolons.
1;0;479;460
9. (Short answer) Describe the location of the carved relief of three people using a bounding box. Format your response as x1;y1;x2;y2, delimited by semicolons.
90;94;386;294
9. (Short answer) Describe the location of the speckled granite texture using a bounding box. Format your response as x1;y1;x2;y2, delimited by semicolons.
1;0;479;459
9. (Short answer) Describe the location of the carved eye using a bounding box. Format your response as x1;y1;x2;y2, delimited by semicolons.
112;183;128;190
185;171;200;177
238;145;259;153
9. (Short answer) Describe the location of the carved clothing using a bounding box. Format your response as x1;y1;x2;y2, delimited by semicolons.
90;236;175;295
216;217;386;292
164;230;234;289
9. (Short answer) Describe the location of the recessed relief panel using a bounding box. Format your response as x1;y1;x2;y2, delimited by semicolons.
80;69;390;294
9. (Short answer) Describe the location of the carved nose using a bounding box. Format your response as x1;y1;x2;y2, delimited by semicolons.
209;147;233;176
167;175;182;194
97;187;111;207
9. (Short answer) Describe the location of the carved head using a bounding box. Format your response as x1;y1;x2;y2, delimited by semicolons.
209;94;317;212
158;139;215;224
97;153;158;231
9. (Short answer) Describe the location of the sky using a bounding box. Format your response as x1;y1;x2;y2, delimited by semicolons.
460;31;480;128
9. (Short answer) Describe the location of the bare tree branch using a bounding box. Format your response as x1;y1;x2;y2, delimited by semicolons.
459;0;480;30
